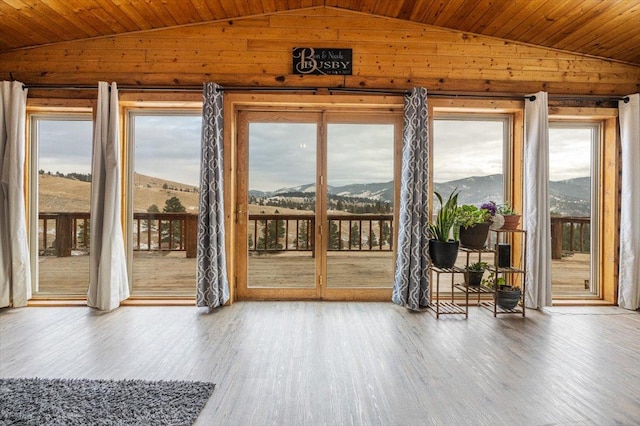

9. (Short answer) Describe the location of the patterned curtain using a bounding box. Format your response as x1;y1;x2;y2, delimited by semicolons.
0;81;31;308
196;83;230;309
87;82;129;311
392;88;430;310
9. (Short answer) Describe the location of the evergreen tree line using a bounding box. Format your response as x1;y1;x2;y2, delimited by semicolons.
250;193;392;214
562;223;591;254
40;169;91;182
249;212;392;252
161;182;198;193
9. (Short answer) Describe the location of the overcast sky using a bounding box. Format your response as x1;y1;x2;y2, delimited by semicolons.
133;115;201;186
37;115;592;190
548;127;592;181
38;119;93;174
433;119;504;182
249;122;394;191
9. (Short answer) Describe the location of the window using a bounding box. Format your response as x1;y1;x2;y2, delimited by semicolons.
433;116;510;205
29;114;93;296
549;123;601;298
432;114;512;296
127;111;202;296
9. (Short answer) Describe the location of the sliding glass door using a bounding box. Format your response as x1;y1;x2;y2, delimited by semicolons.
236;110;401;300
325;121;396;290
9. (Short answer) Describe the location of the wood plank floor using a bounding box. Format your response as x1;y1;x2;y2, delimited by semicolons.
1;303;639;425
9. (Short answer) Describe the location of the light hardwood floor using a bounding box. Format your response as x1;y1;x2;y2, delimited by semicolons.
1;303;639;425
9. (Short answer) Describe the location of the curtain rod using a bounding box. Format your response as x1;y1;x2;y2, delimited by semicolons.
20;83;630;103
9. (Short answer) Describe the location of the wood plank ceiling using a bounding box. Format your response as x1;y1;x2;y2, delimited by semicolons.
1;0;639;65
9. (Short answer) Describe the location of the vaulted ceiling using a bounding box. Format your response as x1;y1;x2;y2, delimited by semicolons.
1;0;639;65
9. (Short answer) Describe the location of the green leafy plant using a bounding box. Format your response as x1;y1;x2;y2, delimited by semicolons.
456;204;491;229
428;189;460;242
481;272;506;288
467;261;488;272
497;202;518;216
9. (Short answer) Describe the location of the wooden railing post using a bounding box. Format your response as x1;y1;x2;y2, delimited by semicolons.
550;216;563;259
185;214;198;258
55;213;72;257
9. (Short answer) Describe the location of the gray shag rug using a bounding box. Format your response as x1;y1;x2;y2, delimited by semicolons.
0;377;215;425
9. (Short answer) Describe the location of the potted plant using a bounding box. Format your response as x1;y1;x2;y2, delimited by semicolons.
483;273;522;309
481;201;521;230
497;202;521;230
464;261;488;286
428;189;460;268
456;204;491;249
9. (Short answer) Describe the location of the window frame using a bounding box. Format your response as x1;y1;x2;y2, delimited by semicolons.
27;111;94;296
124;107;203;296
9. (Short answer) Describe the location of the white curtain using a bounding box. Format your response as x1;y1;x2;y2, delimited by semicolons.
392;88;430;310
524;91;552;309
618;93;640;310
0;81;31;308
196;83;230;309
87;82;129;311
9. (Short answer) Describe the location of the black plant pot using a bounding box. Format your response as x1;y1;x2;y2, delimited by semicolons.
496;285;521;309
459;221;491;249
429;239;459;268
464;270;484;287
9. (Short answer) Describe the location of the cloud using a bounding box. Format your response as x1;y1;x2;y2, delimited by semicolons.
36;114;593;193
38;119;93;174
549;127;592;181
133;115;201;185
248;122;395;191
433;119;504;182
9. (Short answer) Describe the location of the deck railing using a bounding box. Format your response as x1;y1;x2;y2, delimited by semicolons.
39;212;198;258
40;213;590;260
550;215;590;259
247;213;394;254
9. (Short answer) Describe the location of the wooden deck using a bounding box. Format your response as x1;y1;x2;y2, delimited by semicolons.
35;251;593;299
248;251;395;289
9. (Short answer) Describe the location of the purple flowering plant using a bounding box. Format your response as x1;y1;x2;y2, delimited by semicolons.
480;201;497;216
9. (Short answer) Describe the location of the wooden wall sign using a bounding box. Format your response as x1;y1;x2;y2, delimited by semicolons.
292;48;353;75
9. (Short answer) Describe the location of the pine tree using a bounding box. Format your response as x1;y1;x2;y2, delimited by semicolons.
257;213;285;250
298;220;309;249
163;196;186;213
350;223;360;248
369;230;378;248
161;196;186;248
329;221;340;250
380;221;391;246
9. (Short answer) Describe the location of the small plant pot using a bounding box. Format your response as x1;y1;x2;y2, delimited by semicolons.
429;239;459;269
459;221;491;249
496;285;521;309
464;270;484;286
501;214;521;230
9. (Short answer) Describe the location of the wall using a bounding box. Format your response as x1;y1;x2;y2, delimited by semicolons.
1;7;639;96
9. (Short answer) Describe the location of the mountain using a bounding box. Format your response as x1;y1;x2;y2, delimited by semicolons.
434;175;503;206
252;174;591;216
251;181;394;203
549;177;591;216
